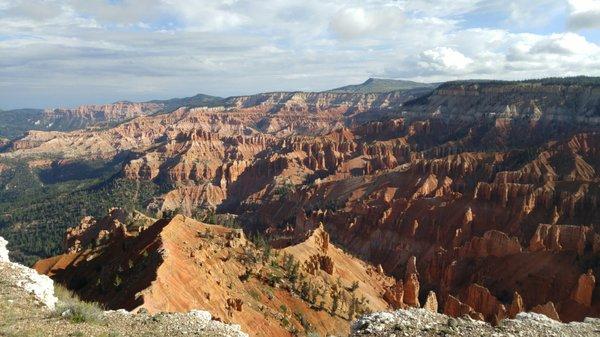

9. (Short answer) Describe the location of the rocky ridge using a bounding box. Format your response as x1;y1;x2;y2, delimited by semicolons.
35;211;400;337
350;308;600;337
44;101;164;125
0;236;248;337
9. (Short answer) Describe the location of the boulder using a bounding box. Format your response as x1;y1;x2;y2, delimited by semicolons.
422;291;438;313
444;295;484;321
462;284;506;324
508;291;524;318
531;302;560;321
571;270;595;307
383;280;404;309
403;273;420;307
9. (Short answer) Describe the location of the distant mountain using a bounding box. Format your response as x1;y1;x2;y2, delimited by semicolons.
0;94;224;140
44;93;225;128
0;108;45;139
148;93;223;113
437;76;600;88
327;78;434;93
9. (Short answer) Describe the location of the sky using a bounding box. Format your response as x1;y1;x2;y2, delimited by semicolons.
1;0;600;109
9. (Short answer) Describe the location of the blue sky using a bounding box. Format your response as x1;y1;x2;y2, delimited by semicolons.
1;0;600;109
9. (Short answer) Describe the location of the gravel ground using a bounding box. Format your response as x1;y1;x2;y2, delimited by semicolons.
350;309;600;337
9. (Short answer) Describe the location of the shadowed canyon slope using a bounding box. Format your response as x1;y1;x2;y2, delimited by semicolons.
34;209;401;337
3;77;600;335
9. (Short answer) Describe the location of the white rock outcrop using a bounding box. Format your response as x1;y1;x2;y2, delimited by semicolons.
350;308;600;337
0;236;9;262
0;236;58;309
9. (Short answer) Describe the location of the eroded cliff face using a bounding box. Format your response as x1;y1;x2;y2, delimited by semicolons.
255;130;600;324
409;81;600;125
16;80;600;327
35;213;398;337
44;101;164;126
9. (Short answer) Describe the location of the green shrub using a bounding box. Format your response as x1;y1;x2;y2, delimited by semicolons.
249;289;261;301
54;284;104;324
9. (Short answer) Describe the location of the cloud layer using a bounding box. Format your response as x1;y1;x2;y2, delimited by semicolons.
568;0;600;30
0;0;599;108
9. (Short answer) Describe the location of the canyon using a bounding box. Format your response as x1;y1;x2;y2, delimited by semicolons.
1;77;599;336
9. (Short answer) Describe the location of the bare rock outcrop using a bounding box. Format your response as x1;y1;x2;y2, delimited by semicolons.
508;292;525;318
443;295;484;320
403;273;421;307
530;302;561;321
65;208;129;253
405;256;418;277
44;101;163;123
0;236;8;262
422;291;438;313
529;224;594;256
305;254;334;275
383;280;405;309
0;236;58;309
458;230;522;258
350;308;600;337
462;284;507;324
571;270;595;307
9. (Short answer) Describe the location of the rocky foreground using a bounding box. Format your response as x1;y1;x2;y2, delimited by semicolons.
0;236;248;337
350;309;600;337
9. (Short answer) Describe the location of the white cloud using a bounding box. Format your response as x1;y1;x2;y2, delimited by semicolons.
567;0;600;30
68;0;163;25
0;0;599;109
401;0;482;16
505;32;600;77
419;47;473;73
329;6;404;39
529;32;599;55
503;0;565;28
330;7;376;38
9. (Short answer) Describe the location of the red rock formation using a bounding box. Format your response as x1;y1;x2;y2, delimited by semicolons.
403;273;420;307
458;230;522;258
35;212;395;337
462;284;507;324
311;223;330;252
508;292;525;318
423;291;438;313
226;298;244;312
65;208;129;253
13;82;600;328
531;302;561;321
444;295;484;320
529;224;593;256
305;254;334;275
383;280;404;309
405;256;418;277
571;270;595;307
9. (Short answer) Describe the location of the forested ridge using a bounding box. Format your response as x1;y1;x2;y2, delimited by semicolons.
0;159;161;265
